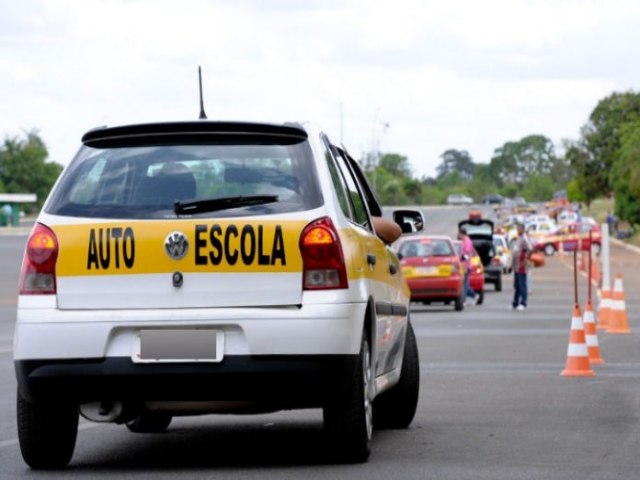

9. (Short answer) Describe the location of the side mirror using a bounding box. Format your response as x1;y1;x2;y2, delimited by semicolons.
393;209;425;234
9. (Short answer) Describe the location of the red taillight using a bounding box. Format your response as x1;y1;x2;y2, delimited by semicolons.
492;256;501;265
20;223;58;295
299;217;348;290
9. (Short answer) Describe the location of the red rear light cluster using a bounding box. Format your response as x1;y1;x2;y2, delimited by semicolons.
20;223;58;295
299;217;348;290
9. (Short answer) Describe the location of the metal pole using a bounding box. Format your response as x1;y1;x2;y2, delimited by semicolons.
588;231;592;302
601;222;611;291
574;249;579;306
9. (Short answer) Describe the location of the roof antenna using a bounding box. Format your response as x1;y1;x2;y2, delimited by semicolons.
198;66;207;119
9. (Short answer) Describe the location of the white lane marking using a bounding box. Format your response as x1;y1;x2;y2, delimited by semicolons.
0;422;101;450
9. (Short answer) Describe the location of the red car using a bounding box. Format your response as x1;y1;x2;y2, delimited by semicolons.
396;235;465;311
453;240;485;305
533;222;602;256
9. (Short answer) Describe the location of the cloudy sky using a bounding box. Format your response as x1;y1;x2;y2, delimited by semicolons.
1;0;639;178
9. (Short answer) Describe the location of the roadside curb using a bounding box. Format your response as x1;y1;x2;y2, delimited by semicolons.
611;237;640;255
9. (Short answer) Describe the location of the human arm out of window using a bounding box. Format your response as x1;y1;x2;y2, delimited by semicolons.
372;216;402;245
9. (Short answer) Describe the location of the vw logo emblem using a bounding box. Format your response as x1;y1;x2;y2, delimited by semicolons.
164;231;189;260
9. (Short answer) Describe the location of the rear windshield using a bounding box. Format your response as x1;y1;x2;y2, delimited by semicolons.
462;223;493;236
399;238;454;257
46;143;322;219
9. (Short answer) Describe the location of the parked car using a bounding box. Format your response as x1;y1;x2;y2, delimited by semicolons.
482;193;503;205
14;119;422;468
557;210;580;225
533;222;602;256
492;234;513;274
396;235;465;311
525;220;558;241
459;219;502;291
447;193;473;206
453;240;485;305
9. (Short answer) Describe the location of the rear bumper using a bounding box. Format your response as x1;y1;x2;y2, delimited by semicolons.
407;276;462;300
483;266;501;284
15;355;357;407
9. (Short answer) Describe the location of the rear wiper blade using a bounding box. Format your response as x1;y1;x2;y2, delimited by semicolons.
174;195;278;215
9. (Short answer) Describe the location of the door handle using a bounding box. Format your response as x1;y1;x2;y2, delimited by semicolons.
389;263;398;275
366;254;376;267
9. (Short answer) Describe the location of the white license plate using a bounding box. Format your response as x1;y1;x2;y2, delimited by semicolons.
416;266;437;276
133;329;223;363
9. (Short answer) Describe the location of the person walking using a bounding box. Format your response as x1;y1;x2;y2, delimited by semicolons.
458;226;477;306
511;221;533;311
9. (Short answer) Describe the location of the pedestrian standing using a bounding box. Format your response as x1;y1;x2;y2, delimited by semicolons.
511;221;533;311
458;226;477;306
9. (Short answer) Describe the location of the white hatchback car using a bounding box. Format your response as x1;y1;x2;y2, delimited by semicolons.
447;193;473;206
15;121;422;469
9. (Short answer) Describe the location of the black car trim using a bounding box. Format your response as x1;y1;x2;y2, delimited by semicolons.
15;355;357;406
375;302;408;317
82;122;308;148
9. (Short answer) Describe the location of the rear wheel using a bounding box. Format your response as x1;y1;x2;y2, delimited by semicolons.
373;321;420;429
17;392;79;470
324;333;372;463
126;412;172;433
495;277;502;292
454;293;464;311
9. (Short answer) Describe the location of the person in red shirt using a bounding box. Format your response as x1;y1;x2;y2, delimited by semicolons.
511;222;533;310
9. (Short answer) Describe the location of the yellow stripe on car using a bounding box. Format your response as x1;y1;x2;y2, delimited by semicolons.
53;220;307;276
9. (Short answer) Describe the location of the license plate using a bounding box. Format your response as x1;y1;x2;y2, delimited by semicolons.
134;329;223;363
416;266;437;276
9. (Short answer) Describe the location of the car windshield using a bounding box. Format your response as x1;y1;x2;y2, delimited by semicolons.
45;143;322;219
399;238;454;257
462;223;492;236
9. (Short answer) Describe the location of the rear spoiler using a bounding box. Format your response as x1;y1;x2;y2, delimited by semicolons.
82;121;308;148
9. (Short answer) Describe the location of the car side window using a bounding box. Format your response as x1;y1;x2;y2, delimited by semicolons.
332;147;371;229
322;139;352;220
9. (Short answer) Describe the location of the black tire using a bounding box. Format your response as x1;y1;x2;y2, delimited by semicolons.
17;392;78;470
373;321;420;429
126;412;172;433
544;244;556;256
454;293;464;311
495;277;502;292
324;334;372;463
476;290;484;305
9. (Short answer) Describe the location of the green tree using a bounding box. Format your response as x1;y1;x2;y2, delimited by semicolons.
611;121;640;224
579;91;640;199
436;149;475;180
521;175;555;202
490;135;556;186
378;153;412;179
0;131;63;211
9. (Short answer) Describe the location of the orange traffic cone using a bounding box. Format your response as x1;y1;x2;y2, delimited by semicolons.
561;304;595;377
607;274;630;334
597;285;612;330
583;300;604;364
